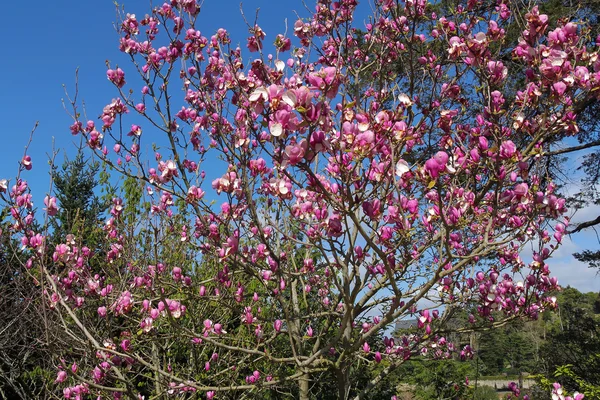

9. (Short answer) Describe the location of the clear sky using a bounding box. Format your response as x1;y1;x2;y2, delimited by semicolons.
0;0;302;176
0;0;598;293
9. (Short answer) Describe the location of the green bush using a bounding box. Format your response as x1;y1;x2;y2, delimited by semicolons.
472;385;499;400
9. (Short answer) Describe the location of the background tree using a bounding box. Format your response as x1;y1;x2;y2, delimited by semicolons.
398;358;474;399
49;145;108;246
538;287;600;397
478;321;537;380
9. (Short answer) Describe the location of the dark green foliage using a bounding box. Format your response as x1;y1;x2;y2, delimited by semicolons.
478;322;537;377
538;287;600;395
402;358;474;400
472;385;500;400
573;249;600;270
50;147;108;246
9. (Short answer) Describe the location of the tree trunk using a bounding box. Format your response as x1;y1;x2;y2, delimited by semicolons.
299;371;310;400
337;366;350;400
152;342;162;398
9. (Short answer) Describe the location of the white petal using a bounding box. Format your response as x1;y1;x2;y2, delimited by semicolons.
270;122;283;137
279;181;289;194
395;159;410;177
249;87;268;102
282;91;297;107
275;60;285;72
398;93;413;106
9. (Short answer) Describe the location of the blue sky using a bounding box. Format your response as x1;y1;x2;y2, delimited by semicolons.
0;0;303;176
0;0;598;293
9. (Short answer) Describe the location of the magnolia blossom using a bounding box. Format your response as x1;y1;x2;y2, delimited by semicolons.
44;196;59;216
55;370;68;384
22;155;32;170
106;68;126;88
395;159;410;177
424;151;449;178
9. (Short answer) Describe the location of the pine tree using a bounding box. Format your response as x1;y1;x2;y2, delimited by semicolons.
50;147;108;247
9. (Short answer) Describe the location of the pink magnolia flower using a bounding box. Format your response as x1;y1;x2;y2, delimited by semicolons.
22;155;32;170
447;36;465;57
44;196;59;216
362;342;370;353
307;67;339;98
487;61;507;84
284;140;308;166
424;151;449;178
128;124;142;137
120;339;131;352
374;351;382;363
553;81;567;96
97;306;107;318
55;370;68;384
214;323;225;334
92;366;104;384
499;140;517;159
246;25;265;52
551;382;584;400
106;68;126;88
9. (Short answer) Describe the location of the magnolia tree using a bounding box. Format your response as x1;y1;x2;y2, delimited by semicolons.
1;0;597;398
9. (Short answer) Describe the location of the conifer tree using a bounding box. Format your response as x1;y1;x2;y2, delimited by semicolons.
50;146;108;247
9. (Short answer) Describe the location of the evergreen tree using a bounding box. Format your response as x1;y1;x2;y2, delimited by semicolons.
50;147;108;246
539;288;600;397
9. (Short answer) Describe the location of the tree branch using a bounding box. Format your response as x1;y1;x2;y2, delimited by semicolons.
568;215;600;234
545;139;600;156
